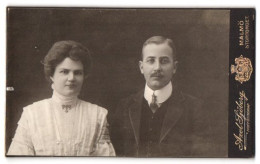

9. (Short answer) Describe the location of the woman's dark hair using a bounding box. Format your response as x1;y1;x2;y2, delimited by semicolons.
43;40;92;83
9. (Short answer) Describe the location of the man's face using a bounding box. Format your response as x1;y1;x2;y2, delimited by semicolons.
139;43;177;90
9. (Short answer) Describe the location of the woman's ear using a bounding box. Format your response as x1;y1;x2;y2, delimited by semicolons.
50;76;54;82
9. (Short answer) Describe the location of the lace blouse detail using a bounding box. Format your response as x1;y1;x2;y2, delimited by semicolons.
7;96;115;156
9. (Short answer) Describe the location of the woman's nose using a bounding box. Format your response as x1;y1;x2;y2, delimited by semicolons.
68;72;75;81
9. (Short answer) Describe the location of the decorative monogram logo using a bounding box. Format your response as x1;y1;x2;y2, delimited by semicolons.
231;55;253;84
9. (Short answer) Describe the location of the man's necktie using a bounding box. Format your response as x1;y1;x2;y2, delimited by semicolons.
150;92;159;113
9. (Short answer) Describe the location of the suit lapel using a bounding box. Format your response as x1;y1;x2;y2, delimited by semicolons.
128;90;144;145
160;87;185;142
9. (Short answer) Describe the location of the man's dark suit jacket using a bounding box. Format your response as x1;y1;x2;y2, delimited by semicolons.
110;86;214;157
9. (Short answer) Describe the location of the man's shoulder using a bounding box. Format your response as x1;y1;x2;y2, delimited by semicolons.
115;89;144;113
178;91;206;117
181;92;202;104
171;89;203;112
120;89;144;103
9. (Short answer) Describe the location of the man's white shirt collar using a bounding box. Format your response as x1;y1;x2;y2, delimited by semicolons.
144;81;173;106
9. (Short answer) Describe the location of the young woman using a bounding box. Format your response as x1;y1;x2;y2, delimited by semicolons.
7;40;115;156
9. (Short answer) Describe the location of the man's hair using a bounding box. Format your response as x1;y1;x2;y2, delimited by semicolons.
42;40;92;83
142;36;177;60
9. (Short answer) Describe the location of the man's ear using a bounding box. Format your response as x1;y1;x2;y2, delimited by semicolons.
172;61;178;74
139;61;144;74
84;74;89;80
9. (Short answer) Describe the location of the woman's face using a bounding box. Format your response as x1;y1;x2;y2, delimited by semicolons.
50;57;84;97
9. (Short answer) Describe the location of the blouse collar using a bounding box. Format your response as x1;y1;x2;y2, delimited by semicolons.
51;88;78;106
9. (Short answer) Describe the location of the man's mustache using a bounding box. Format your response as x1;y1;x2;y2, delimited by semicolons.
150;71;163;77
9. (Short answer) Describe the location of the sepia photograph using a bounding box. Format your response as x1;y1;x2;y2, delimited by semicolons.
5;8;254;157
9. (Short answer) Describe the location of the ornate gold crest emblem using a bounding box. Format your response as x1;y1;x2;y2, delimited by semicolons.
231;55;253;84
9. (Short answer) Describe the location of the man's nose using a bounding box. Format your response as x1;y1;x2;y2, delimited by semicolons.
68;72;75;81
154;60;162;71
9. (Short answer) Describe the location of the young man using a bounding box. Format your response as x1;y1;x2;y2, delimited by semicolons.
111;36;212;157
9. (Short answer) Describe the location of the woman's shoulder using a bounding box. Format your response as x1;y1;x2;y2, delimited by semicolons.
78;99;108;116
23;98;51;112
19;99;52;123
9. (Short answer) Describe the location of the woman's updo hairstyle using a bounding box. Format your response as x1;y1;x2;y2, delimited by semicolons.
42;40;92;83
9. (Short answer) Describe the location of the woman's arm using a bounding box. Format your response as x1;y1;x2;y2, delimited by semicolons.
90;110;115;156
7;108;35;156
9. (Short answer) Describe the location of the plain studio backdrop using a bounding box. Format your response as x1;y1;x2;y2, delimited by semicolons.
6;8;229;156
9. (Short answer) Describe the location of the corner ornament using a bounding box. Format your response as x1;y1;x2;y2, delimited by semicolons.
231;55;253;84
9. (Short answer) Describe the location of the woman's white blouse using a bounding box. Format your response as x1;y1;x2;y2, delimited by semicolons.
7;98;115;156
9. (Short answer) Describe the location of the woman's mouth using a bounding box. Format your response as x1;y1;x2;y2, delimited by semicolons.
66;84;76;88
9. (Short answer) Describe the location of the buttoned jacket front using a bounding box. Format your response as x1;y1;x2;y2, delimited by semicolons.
111;86;213;157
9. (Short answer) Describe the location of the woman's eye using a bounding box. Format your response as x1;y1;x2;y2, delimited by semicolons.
61;70;69;74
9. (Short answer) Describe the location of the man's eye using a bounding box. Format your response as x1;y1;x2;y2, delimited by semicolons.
161;58;170;64
146;58;155;63
74;71;83;75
